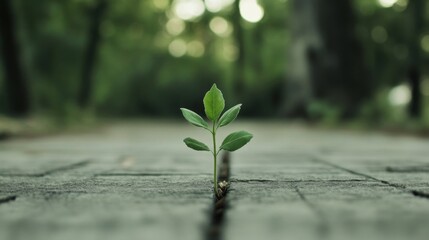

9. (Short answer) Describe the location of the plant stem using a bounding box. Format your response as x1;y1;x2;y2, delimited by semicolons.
212;121;218;195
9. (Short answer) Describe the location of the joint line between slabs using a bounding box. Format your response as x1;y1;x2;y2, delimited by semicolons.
0;160;91;177
312;157;429;200
294;187;330;236
312;157;382;182
41;160;91;176
294;187;325;219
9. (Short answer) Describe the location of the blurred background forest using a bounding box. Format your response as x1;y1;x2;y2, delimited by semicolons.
1;0;429;129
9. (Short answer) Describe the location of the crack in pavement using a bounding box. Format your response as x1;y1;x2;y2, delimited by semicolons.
206;152;230;240
411;190;429;199
386;165;429;173
0;195;17;204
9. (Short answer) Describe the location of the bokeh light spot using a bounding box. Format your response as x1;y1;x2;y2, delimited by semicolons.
393;0;407;11
168;39;187;57
378;0;398;8
209;17;232;37
166;18;185;36
422;78;429;96
421;35;429;53
204;0;234;13
187;41;205;57
371;26;388;43
173;0;205;21
388;84;411;106
239;0;264;23
153;0;169;10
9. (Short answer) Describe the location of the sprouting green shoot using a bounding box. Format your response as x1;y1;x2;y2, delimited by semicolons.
180;84;253;196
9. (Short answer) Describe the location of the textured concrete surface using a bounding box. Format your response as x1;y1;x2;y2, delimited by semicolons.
225;123;429;240
1;121;428;240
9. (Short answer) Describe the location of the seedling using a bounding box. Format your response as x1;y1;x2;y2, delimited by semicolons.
180;84;253;196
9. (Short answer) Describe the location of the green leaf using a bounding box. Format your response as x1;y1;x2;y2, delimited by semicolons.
180;108;209;129
220;131;253;152
203;84;225;121
218;104;242;128
183;138;211;151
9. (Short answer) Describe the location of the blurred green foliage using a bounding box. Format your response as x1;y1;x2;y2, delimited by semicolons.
0;0;428;125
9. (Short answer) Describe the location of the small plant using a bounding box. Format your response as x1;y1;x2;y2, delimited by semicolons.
180;84;253;196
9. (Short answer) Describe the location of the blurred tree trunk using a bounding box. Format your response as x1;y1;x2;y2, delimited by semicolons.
407;0;424;118
79;0;107;108
231;0;245;98
284;0;370;118
282;0;317;116
0;0;30;116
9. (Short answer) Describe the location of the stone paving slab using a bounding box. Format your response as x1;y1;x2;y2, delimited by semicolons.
0;121;214;240
225;181;429;240
0;175;211;240
1;121;429;240
223;123;429;240
230;153;364;181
